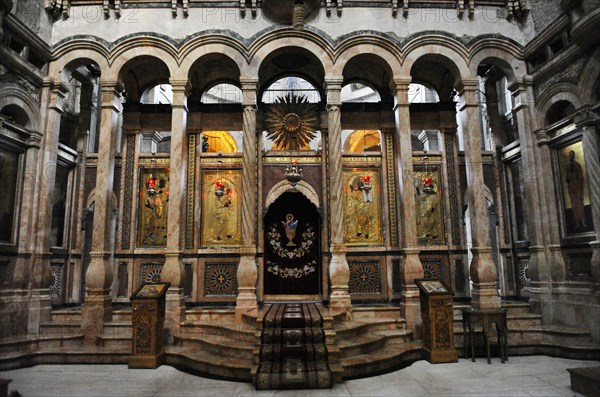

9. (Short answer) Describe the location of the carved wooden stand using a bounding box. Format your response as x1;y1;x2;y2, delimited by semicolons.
416;279;458;364
128;282;170;369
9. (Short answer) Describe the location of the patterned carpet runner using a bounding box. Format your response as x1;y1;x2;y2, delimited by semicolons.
255;303;332;390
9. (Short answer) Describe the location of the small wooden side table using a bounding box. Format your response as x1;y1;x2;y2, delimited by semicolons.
462;308;508;364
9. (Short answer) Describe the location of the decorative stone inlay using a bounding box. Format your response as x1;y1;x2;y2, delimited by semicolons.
444;132;461;245
205;263;237;296
349;260;381;294
185;134;196;249
517;258;530;288
141;262;163;283
422;260;441;279
121;134;135;249
266;260;317;279
385;133;398;246
49;264;64;299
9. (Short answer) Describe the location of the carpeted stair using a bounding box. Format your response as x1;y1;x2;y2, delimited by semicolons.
255;303;332;390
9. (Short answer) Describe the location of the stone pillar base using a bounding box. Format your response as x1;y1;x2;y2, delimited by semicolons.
82;289;113;344
235;288;258;323
401;285;421;337
329;250;352;320
26;289;51;335
470;281;501;310
236;253;258;323
165;289;186;344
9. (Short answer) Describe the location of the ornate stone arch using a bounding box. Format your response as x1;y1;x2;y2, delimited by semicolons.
0;84;41;131
578;47;600;104
535;84;581;128
247;31;334;77
265;180;320;210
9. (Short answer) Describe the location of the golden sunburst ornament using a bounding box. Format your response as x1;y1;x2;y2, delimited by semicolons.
265;93;319;150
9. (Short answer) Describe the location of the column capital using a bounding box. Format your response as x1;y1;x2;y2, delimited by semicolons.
456;78;480;109
169;78;191;92
533;128;550;145
393;76;412;91
574;104;600;129
170;79;190;109
240;78;258;107
324;76;344;88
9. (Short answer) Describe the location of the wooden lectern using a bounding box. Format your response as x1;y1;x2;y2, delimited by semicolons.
129;281;170;369
416;278;458;364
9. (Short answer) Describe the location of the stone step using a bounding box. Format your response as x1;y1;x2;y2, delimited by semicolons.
175;333;254;360
340;339;423;379
39;322;82;337
50;308;82;323
185;307;236;322
335;318;405;339
166;346;253;381
337;328;414;357
180;320;256;343
0;334;83;355
351;305;402;320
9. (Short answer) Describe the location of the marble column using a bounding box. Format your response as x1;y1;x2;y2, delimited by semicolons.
29;78;68;334
510;78;554;316
81;80;122;343
325;77;352;319
161;79;190;338
236;78;259;322
393;78;424;331
574;106;600;297
457;78;501;310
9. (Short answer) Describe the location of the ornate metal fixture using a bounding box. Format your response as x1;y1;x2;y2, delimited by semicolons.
265;93;319;150
284;160;303;186
421;154;436;195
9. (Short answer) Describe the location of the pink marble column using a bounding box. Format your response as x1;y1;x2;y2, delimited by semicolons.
28;78;68;334
236;78;259;322
574;106;600;298
161;79;190;338
325;77;352;319
81;80;122;343
457;79;501;310
393;78;424;332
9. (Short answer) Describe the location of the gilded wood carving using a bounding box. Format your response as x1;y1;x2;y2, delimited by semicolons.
343;169;382;245
201;170;242;246
138;168;170;247
414;166;445;245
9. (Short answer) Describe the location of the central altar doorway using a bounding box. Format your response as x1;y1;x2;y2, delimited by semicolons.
263;191;321;297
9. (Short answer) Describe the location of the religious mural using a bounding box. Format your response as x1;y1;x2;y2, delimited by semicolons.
343;169;382;245
414;166;445;245
201;170;242;246
0;148;18;242
557;141;594;235
138;168;170;247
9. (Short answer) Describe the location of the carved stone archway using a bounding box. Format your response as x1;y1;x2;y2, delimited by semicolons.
265;179;320;210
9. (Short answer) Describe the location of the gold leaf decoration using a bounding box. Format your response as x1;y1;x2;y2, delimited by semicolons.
264;93;319;150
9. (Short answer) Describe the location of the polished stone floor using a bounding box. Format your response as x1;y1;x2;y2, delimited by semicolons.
1;356;598;396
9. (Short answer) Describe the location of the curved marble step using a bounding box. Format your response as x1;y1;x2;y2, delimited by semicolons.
166;345;253;381
340;340;423;380
174;332;254;360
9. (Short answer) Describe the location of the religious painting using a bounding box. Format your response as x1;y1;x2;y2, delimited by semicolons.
343;169;383;245
0;149;19;243
414;165;445;245
201;170;242;247
137;168;170;247
557;141;594;235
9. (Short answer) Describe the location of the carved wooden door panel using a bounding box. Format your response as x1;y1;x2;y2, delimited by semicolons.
264;191;320;295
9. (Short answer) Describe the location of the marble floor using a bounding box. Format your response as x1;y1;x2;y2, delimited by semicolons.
1;356;598;397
